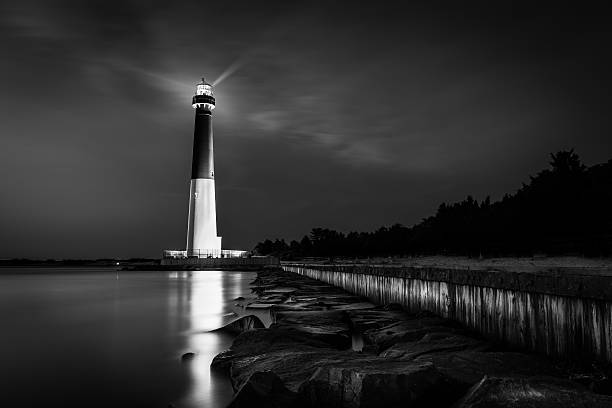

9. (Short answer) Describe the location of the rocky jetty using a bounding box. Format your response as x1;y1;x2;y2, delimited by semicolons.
213;269;612;407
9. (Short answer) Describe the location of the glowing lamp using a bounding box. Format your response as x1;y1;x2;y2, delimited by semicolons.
192;78;216;110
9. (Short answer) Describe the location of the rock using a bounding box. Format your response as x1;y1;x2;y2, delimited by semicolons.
346;310;407;333
256;295;287;304
263;287;298;294
211;326;353;374
271;303;327;313
230;348;355;392
234;296;245;301
212;315;265;335
380;334;489;360
300;360;458;408
383;303;404;311
228;370;298;408
414;350;559;388
363;316;461;350
211;349;235;372
246;303;274;310
181;352;195;362
272;310;352;349
251;284;277;295
456;376;612;408
330;302;377;311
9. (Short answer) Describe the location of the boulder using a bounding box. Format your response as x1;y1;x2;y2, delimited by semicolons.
229;348;356;392
256;295;287;304
330;302;377;311
300;360;457;408
228;370;298;408
456;376;612;408
212;315;265;335
380;334;489;360
181;352;195;362
246;303;274;310
270;303;327;313
251;284;277;295
211;326;353;373
264;287;298;295
383;303;404;311
346;310;407;333
413;350;559;389
272;310;352;349
363;316;461;350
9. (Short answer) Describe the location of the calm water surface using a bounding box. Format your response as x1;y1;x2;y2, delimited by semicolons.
0;268;265;408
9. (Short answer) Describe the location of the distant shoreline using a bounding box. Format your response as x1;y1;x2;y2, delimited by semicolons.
0;259;158;268
3;255;612;271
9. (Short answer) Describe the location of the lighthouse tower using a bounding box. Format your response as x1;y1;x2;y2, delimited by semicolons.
186;78;222;255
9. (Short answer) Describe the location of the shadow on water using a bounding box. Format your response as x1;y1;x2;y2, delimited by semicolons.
0;268;259;408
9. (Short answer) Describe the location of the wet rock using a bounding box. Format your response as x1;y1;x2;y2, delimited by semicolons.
264;287;298;295
380;334;489;360
251;284;277;295
456;376;612;408
330;302;377;311
212;315;265;335
211;349;235;372
246;303;274;310
256;295;287;304
414;350;559;388
228;370;298;408
591;377;612;395
272;310;352;349
363;316;462;350
211;326;353;373
300;360;457;408
270;303;327;313
346;310;407;333
312;294;370;305
383;303;404;311
181;352;195;362
230;348;356;393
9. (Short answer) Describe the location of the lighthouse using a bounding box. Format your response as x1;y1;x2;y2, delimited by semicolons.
185;78;222;256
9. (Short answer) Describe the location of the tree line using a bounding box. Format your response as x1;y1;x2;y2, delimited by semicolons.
254;150;612;258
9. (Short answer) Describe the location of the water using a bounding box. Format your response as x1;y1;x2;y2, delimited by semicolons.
0;268;265;408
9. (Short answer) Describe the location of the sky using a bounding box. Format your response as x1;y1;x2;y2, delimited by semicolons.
1;1;611;259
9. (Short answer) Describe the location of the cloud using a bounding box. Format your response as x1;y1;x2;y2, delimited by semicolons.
249;110;288;132
335;140;390;166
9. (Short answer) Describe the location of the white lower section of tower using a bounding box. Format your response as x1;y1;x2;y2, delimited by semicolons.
186;178;222;253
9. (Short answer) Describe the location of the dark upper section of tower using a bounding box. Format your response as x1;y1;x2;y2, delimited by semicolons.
190;78;215;179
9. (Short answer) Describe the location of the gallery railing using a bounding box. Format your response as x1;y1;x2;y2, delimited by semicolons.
162;249;249;259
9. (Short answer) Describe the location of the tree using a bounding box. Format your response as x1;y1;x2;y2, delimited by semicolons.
253;151;612;257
